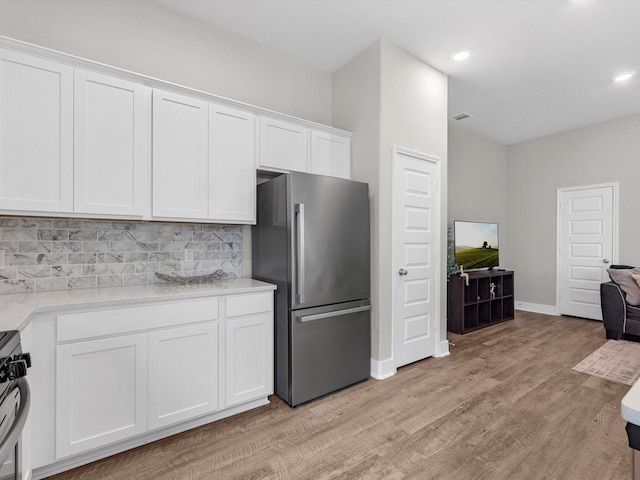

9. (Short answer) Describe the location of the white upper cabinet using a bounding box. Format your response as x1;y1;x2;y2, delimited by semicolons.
258;116;310;173
209;104;256;223
152;89;209;219
0;48;74;212
74;70;149;216
310;130;351;179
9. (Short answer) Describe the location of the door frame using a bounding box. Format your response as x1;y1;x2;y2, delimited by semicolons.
391;146;443;370
555;182;619;317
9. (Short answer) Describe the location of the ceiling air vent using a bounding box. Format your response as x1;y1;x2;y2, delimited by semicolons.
452;112;473;121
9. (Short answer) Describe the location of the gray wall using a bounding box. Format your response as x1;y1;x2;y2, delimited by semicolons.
506;114;640;307
0;0;332;125
333;39;448;363
448;123;508;265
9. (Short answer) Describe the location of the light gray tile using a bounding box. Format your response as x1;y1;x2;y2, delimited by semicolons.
97;275;123;287
18;266;51;279
110;221;137;230
52;219;84;229
82;264;109;276
134;242;159;252
19;241;51;253
0;279;35;294
83;221;112;229
181;224;202;232
36;277;68;291
36;253;68;265
122;273;148;285
157;262;181;273
82;241;110;253
69;229;98;241
122;253;148;263
1;228;37;241
20;218;52;229
134;262;159;273
0;267;17;280
97;253;124;264
37;229;69;241
51;265;82;277
6;254;36;266
109;263;135;274
193;232;213;241
158;241;185;252
148;252;173;262
172;231;193;241
109;241;136;253
51;241;81;253
68;276;97;288
0;218;19;228
69;253;97;265
0;241;17;253
97;230;132;242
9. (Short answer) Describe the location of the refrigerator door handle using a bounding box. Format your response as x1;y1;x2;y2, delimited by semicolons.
295;203;306;304
299;305;371;323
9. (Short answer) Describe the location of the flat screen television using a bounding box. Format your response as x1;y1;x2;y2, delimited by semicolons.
454;220;499;270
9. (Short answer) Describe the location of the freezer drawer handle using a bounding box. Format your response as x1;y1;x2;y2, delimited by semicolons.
295;203;306;304
299;305;371;323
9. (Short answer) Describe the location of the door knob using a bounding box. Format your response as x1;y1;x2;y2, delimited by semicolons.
398;268;408;276
603;258;611;264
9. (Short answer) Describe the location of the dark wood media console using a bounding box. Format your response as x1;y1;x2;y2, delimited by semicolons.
447;270;514;334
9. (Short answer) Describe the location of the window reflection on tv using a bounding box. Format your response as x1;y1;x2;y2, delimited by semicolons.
454;221;499;270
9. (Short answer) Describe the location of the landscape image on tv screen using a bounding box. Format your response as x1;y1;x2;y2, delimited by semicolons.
454;221;499;269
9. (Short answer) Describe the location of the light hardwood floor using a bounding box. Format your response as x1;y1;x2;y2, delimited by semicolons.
47;311;632;480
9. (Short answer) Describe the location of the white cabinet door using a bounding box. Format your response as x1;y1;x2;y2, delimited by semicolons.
225;313;273;407
310;130;351;179
0;48;73;212
258;116;309;173
152;89;209;219
209;104;256;223
148;323;219;430
74;70;149;216
56;334;148;459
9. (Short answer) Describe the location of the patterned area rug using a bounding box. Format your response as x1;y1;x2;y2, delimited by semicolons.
573;340;640;385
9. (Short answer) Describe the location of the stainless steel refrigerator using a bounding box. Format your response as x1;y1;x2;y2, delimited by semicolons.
253;172;370;406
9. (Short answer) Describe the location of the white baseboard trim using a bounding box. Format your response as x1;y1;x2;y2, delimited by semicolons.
370;357;396;380
435;339;450;357
515;301;559;316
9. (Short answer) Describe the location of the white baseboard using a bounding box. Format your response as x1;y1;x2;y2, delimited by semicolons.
370;357;396;380
515;301;559;316
435;339;450;357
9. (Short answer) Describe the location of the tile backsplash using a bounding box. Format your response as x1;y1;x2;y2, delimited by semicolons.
0;216;242;294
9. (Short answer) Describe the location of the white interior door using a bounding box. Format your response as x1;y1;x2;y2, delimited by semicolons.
558;183;617;320
393;148;440;368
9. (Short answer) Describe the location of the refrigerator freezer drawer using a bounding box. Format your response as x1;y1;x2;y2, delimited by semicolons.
290;301;370;406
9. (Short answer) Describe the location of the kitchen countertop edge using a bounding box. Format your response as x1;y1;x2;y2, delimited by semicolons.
0;278;277;332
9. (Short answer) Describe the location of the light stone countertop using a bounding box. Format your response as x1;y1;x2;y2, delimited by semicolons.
0;278;276;332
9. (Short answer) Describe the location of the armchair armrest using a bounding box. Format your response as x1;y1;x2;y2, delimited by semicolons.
601;281;627;338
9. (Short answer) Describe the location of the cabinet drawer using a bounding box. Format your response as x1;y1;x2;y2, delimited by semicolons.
225;292;273;318
57;298;219;342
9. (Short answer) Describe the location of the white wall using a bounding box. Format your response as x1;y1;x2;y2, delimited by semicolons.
333;39;448;365
506;114;640;307
0;0;332;124
448;123;508;265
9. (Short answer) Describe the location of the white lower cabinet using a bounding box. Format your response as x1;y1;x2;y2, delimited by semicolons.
50;292;273;464
56;333;148;459
147;323;219;430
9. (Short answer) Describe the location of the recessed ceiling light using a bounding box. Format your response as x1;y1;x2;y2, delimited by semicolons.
451;50;471;62
614;71;635;82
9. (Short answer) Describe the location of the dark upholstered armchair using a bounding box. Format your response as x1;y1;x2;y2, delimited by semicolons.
601;281;640;339
601;265;640;339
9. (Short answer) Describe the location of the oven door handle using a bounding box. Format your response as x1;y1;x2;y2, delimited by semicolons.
0;378;30;467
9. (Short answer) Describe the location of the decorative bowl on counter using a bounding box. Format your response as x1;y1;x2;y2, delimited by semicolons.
154;270;228;285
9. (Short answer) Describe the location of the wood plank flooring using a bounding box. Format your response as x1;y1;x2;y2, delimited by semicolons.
46;311;632;480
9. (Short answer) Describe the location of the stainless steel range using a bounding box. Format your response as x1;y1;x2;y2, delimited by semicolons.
0;331;31;480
